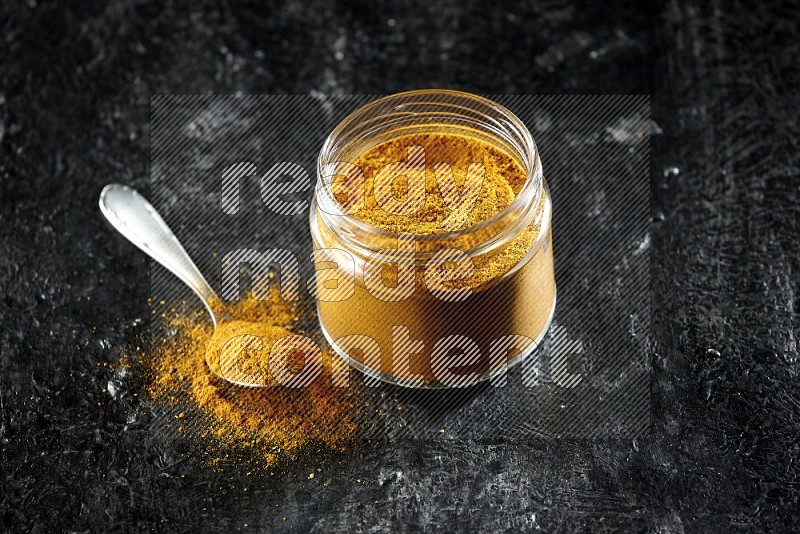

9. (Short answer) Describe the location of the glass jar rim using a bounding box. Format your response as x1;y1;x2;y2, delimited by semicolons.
314;89;544;258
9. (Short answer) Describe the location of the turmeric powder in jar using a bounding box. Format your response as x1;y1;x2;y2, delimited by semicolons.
310;90;555;387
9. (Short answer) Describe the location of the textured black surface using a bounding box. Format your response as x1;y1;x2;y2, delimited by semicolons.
1;0;798;531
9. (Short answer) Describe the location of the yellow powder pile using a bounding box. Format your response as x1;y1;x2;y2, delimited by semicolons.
142;289;365;468
347;132;525;234
327;131;545;289
205;320;307;385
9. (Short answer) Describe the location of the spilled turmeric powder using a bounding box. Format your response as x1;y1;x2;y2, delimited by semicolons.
143;290;365;468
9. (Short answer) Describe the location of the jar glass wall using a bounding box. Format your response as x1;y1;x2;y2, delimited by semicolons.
309;90;555;388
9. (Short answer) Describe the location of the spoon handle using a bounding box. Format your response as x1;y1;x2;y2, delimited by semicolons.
99;183;222;327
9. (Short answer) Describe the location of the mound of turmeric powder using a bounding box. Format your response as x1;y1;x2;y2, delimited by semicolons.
143;290;366;468
324;130;546;290
347;131;525;234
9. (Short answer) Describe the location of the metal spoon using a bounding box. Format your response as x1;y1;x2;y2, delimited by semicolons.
99;183;264;387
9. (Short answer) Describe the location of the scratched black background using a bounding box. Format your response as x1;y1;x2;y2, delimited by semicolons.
1;0;798;531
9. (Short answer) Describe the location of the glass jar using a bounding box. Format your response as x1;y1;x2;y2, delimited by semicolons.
309;90;555;388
